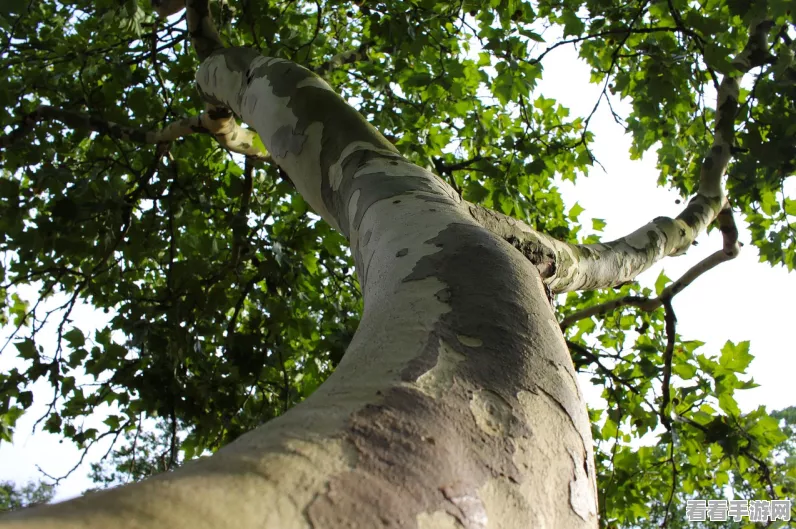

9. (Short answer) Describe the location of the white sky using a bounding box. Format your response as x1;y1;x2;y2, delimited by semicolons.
1;35;794;503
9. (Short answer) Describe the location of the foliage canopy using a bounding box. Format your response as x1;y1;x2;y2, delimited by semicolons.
0;0;794;525
0;480;55;513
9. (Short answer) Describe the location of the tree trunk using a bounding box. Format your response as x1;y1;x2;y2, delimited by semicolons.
1;49;598;529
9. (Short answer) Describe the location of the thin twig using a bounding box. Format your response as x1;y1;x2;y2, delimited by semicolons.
559;249;733;330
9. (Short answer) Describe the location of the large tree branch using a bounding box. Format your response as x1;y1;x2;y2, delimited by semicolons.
149;0;269;169
471;20;774;293
0;105;270;161
469;193;726;293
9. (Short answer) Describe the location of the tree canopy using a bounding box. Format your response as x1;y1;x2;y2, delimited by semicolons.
0;481;55;513
0;0;794;526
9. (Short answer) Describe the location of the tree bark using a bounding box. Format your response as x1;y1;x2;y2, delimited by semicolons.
1;48;598;528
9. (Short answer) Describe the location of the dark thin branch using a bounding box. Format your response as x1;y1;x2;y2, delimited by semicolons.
659;299;676;430
566;340;641;396
293;0;323;64
581;0;650;148
224;273;262;340
128;416;143;482
433;155;484;174
665;0;720;89
660;435;678;528
743;451;777;497
0;105;269;161
150;20;176;115
36;426;126;484
560;249;733;330
523;25;686;67
169;410;179;469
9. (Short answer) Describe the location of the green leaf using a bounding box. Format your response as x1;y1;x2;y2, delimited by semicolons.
654;271;671;295
14;339;37;361
672;361;697;379
16;391;33;409
591;218;606;232
64;328;85;348
719;340;754;372
718;392;741;416
783;198;796;216
759;189;779;215
518;28;545;42
561;10;586;37
464;181;489;203
601;418;618;438
43;413;62;434
568;202;585;220
702;42;735;74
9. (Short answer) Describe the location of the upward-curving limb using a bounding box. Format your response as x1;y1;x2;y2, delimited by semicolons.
471;20;773;294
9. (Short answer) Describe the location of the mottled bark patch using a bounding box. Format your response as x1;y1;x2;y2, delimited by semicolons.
305;385;517;529
470;390;514;437
568;448;597;522
332;161;438;237
247;57;399;232
306;222;588;527
435;288;452;303
270;124;306;157
457;335;482;347
400;222;555;400
415;341;464;399
504;234;557;279
441;483;488;528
